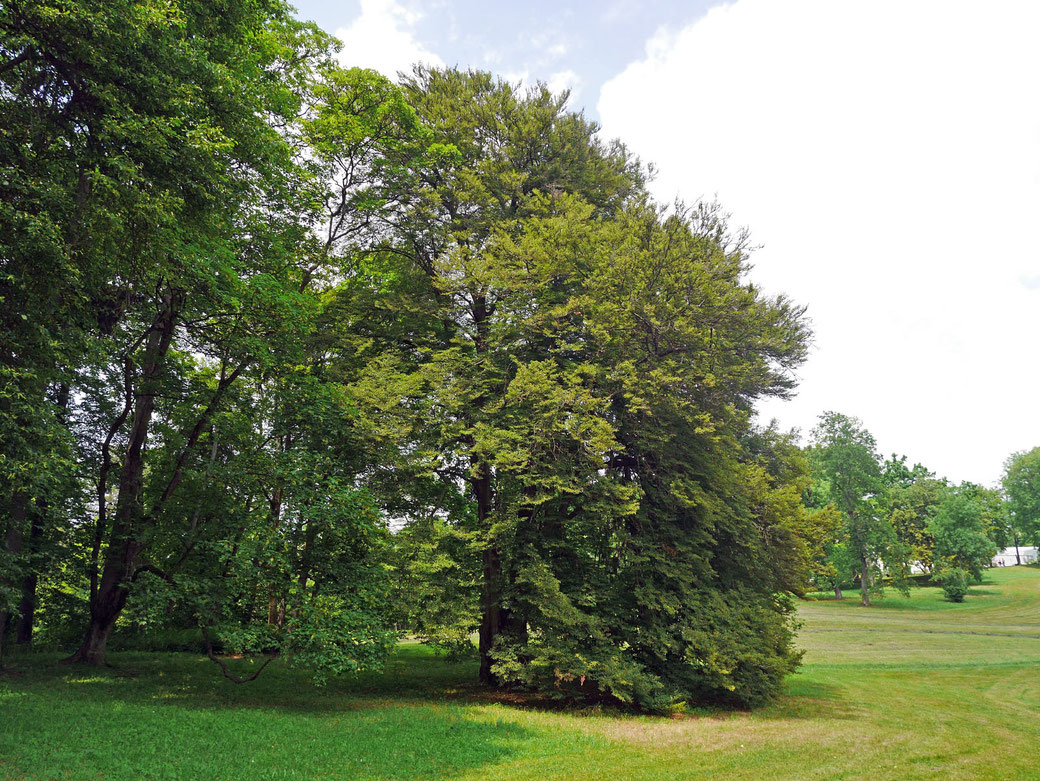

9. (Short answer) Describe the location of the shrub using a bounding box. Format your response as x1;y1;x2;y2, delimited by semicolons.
940;568;968;602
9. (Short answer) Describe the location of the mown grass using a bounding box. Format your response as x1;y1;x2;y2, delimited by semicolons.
2;567;1039;780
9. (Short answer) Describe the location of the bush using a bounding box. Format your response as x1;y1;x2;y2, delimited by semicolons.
492;559;802;711
940;568;968;602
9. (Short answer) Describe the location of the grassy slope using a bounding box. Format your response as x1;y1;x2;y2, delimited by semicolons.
1;567;1038;780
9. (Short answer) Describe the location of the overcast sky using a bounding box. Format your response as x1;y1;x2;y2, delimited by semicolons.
292;0;1040;487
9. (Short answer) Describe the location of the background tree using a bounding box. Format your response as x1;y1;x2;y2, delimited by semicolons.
809;412;898;606
929;485;997;584
880;456;943;573
1002;447;1040;550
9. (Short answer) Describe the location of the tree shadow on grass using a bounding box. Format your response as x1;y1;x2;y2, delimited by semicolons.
3;651;541;780
759;678;859;721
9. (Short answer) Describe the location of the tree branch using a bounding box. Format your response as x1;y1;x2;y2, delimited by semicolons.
199;623;278;684
152;361;249;515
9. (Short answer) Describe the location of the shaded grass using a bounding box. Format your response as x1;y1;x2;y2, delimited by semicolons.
2;567;1040;779
0;648;605;780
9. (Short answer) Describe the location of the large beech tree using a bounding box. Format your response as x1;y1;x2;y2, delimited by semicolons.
348;68;813;707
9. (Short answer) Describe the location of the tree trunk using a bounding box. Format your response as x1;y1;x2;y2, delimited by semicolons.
834;584;843;600
475;467;502;686
860;556;871;607
0;492;28;667
92;358;134;604
470;291;506;687
15;504;44;644
67;290;181;665
68;562;135;665
267;480;284;626
20;385;71;645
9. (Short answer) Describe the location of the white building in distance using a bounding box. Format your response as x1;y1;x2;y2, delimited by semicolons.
991;546;1039;567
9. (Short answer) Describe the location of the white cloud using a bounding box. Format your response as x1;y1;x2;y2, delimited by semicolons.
602;0;640;25
334;0;443;78
547;69;582;105
546;42;569;60
501;69;581;106
599;0;1040;485
502;69;531;87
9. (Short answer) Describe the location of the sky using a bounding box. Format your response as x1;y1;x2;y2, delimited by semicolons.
291;0;1040;487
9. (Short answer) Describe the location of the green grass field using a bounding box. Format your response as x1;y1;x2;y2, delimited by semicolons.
2;566;1039;780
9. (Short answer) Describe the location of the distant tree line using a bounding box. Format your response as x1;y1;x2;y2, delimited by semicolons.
806;412;1038;605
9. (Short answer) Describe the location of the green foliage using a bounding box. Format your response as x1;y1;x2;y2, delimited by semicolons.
938;567;969;602
0;0;421;681
333;69;813;709
809;413;901;605
1002;447;1040;544
881;457;943;572
820;540;860;592
929;486;997;582
388;515;481;659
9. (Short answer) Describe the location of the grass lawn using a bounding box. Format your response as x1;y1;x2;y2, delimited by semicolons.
2;566;1039;780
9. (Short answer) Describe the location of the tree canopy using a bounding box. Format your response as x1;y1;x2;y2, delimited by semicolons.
1003;447;1040;545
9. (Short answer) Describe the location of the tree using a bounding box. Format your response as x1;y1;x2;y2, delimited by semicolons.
929;485;996;584
483;202;811;708
881;457;943;573
354;67;644;688
345;66;812;707
0;32;816;708
1002;447;1040;549
809;413;895;606
1;0;424;671
965;483;1012;553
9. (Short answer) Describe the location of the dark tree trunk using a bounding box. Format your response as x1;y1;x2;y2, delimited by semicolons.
860;556;871;607
19;384;72;645
0;492;28;667
475;467;503;686
834;584;843;600
67;290;181;665
92;358;134;604
15;504;44;644
468;292;506;687
267;481;284;626
69;557;137;664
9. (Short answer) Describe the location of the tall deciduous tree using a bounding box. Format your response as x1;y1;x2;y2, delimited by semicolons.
809;412;893;606
367;67;643;688
1;0;421;669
